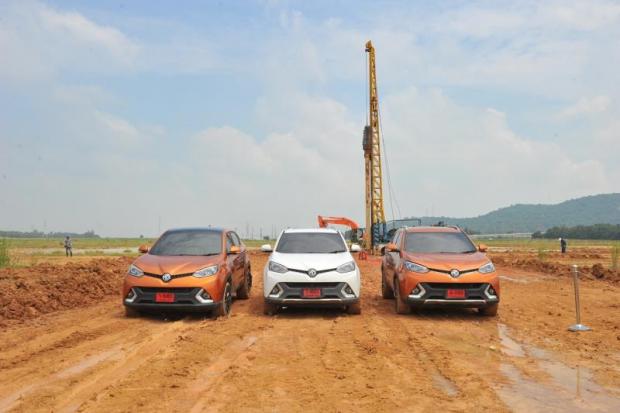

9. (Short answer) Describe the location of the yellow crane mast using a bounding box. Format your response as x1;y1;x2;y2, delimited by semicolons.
362;40;386;253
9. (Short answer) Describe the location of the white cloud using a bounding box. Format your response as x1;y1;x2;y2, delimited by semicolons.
559;96;611;118
37;5;139;61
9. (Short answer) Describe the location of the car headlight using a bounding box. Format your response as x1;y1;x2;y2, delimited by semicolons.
336;261;356;273
479;262;496;274
193;265;219;278
404;261;429;273
268;261;288;273
127;264;143;277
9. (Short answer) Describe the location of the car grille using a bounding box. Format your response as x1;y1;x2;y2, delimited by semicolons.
283;282;340;289
419;283;488;300
133;287;199;304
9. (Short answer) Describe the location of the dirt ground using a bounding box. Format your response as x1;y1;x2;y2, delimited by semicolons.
0;250;619;412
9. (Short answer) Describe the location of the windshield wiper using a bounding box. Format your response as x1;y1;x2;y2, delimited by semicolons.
327;250;347;253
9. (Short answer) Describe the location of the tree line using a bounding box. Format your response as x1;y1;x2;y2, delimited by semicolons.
0;230;100;238
532;224;620;240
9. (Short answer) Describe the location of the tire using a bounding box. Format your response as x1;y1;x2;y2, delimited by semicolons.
478;304;498;316
124;306;141;318
346;301;361;315
394;277;411;315
236;268;252;299
212;279;233;319
263;301;279;316
381;268;394;299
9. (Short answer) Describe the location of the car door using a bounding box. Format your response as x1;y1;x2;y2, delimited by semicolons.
231;232;246;284
226;232;244;288
385;230;402;289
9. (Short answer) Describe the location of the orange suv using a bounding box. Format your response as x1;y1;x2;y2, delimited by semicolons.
381;226;499;316
122;227;252;318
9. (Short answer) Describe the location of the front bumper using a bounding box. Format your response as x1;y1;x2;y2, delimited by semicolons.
406;283;499;308
123;287;218;312
265;282;359;307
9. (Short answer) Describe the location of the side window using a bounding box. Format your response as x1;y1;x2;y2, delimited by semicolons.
392;230;402;247
231;232;241;246
226;234;234;252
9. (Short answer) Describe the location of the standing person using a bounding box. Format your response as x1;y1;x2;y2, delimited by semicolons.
64;236;73;257
560;237;567;254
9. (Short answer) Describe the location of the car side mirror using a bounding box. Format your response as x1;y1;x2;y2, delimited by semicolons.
261;244;273;253
478;244;488;252
386;243;399;252
350;243;361;253
229;245;241;255
138;244;150;254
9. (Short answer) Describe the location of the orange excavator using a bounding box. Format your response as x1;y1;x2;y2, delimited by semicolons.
318;215;367;259
317;215;362;242
317;215;359;231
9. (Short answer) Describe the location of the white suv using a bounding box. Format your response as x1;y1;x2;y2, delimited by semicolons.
262;228;362;315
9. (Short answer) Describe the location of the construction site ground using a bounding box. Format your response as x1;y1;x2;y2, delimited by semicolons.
1;247;619;412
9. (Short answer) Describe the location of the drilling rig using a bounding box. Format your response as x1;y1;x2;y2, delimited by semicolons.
362;40;387;254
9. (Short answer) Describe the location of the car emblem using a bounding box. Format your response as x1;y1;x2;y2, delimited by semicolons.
162;273;172;282
450;269;460;278
307;268;318;277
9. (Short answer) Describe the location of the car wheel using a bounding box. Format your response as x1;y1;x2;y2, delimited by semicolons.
124;306;141;318
263;301;279;316
212;279;233;319
237;269;252;299
381;269;394;299
394;277;411;315
346;301;361;315
478;304;498;316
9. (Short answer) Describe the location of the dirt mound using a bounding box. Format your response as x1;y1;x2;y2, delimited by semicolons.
492;255;620;283
0;257;131;324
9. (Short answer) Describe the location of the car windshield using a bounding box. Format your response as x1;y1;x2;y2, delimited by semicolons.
404;232;477;254
149;230;222;256
276;232;347;254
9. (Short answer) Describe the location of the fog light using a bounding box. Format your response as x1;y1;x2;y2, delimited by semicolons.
125;288;137;303
269;284;282;297
408;284;426;299
484;285;498;300
195;288;214;304
341;284;356;298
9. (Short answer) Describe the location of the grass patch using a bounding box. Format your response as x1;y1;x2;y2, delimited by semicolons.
3;237;156;249
0;238;10;268
537;247;547;262
612;243;619;272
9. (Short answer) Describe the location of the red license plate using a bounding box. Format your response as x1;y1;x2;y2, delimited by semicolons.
446;289;465;299
302;288;321;298
155;292;175;303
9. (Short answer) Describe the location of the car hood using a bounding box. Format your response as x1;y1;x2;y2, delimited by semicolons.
403;252;490;271
270;252;352;271
133;254;221;275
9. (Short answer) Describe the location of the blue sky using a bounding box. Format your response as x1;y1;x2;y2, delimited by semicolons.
1;0;619;236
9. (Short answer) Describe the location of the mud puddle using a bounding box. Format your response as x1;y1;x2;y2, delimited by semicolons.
496;323;620;412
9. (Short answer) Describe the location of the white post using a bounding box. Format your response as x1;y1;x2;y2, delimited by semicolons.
568;265;591;332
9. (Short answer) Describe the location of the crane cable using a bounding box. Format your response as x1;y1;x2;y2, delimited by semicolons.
378;99;402;224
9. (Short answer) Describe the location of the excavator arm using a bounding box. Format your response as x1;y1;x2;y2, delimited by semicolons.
317;215;359;230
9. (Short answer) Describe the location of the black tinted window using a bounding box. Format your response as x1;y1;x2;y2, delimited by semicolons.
150;230;222;256
404;232;476;254
276;232;346;254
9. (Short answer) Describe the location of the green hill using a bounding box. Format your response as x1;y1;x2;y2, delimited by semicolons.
416;193;620;234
